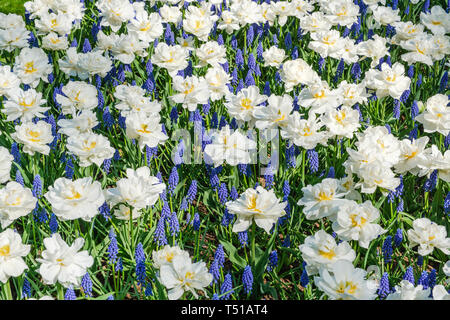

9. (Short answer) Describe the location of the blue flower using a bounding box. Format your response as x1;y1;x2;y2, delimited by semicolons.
300;267;309;287
307;149;319;173
382;236;393;263
403;266;415;285
220;273;234;300
64;286;76;300
242;266;253;295
81;273;93;297
377;272;391;299
238;231;248;247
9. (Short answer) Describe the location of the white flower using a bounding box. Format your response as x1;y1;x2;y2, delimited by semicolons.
321;106;361;139
297;178;349;220
66;132;115;167
420;5;450;35
41;32;69;51
152;245;190;269
0;65;20;98
0;27;29;52
253;94;293;130
262;46;286;68
300;11;332;33
0;229;30;283
333;38;360;63
391;21;424;45
97;0;135;32
433;285;450;300
128;11;164;43
0;147;13;184
357;35;389;68
322;0;359;27
204;125;257;167
11;121;53;156
225;85;268;126
110;33;148;64
331;200;386;248
125;111;169;150
13;47;52;88
160;5;182;24
308;30;344;58
217;10;240;34
337;81;368;107
105;167;166;210
299;230;356;276
400;34;436;66
2;88;49;122
77;51;113;80
44;177;105;222
183;5;217;42
113;204;142;221
386;280;432;300
0;182;37;228
57;110;99;137
371;6;400;27
34;12;73;35
195;41;227;68
356;161;400;193
280;112;330;150
271;1;294;26
314;260;377;300
394;137;430;175
37;233;94;288
159;254;212;300
280;58;320;92
114;84;162;116
152;43;189;77
363;62;411;100
170;75;210;111
407;218;450;256
415;94;450;136
205;67;231;102
58;47;83;78
226;186;286;234
298;81;342;115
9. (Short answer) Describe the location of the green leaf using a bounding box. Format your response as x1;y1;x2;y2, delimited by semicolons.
253;227;278;281
220;239;247;269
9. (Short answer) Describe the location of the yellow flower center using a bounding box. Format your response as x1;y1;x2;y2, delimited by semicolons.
247;194;261;213
83;141;97;151
240;98;253;110
138;124;152;134
56;258;65;266
0;245;10;257
140;23;151;32
185;271;194;280
19;98;35;110
404;151;418;160
313;90;325;99
27;130;41;142
334;111;346;124
166;252;174;262
183;84;195;95
336;281;358;295
24;61;37;74
317;191;333;201
302;126;313;136
318;248;336;260
350;214;367;227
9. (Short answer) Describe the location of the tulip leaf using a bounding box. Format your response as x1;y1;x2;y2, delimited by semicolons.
220;240;247;269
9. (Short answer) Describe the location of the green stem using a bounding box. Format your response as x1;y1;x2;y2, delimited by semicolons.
251;222;256;267
5;279;13;300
